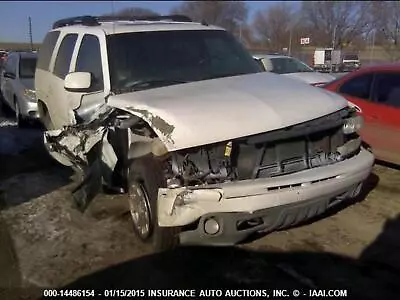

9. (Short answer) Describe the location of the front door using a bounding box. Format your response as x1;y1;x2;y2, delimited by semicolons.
369;72;400;164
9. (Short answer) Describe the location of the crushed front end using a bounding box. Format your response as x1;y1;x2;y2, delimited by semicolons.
43;105;374;245
156;107;374;245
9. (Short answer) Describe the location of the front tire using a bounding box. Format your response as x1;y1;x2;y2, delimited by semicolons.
127;155;180;252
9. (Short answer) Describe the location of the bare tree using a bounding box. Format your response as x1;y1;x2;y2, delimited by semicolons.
104;7;159;17
301;1;372;49
252;3;299;52
171;1;248;34
369;1;400;61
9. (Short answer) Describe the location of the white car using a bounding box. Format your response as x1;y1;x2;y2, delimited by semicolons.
0;51;38;127
35;15;374;251
253;54;336;87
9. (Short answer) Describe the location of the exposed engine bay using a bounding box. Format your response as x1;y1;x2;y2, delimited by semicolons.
43;105;363;210
165;107;362;188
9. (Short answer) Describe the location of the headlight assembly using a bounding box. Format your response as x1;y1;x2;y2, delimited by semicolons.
343;115;363;134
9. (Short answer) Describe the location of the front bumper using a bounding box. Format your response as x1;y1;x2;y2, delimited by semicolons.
157;148;374;245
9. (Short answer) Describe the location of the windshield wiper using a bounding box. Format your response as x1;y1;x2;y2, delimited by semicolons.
130;79;189;90
116;79;190;93
201;72;250;81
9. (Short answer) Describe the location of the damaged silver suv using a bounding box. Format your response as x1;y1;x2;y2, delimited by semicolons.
35;15;374;251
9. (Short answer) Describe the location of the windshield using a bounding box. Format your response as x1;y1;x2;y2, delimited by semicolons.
343;54;358;61
270;57;314;74
19;57;37;78
106;30;261;93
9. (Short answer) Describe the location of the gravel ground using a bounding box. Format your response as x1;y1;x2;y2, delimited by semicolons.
0;102;399;300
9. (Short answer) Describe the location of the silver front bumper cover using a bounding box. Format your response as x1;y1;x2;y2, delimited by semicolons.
158;148;374;227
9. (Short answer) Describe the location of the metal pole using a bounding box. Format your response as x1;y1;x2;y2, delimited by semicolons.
369;30;375;64
28;17;33;51
330;25;336;73
288;27;293;56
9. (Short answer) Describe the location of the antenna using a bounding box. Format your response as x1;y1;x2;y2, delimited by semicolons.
111;0;115;34
28;16;33;51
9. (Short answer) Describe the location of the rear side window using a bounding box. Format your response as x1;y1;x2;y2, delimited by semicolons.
37;31;60;70
75;35;103;90
5;55;17;74
53;34;78;79
373;73;400;108
339;73;373;100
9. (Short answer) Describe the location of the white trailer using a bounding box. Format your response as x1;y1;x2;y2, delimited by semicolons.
313;48;342;72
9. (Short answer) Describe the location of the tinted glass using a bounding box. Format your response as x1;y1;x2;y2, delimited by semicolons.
339;73;373;100
373;73;400;108
19;57;37;78
53;34;78;79
107;30;261;93
37;31;60;70
270;57;314;74
75;35;103;90
343;54;359;60
5;55;16;74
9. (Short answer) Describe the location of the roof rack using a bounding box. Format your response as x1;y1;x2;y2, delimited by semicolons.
52;15;193;29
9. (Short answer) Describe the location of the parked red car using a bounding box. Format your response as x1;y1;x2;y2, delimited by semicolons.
324;64;400;165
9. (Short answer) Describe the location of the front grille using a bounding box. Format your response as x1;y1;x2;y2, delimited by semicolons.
234;109;355;179
256;126;344;178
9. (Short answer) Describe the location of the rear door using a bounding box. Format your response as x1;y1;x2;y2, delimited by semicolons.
369;72;400;164
47;33;79;128
2;55;17;107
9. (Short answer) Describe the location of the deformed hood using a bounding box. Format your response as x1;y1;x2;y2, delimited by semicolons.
107;72;348;151
283;72;336;85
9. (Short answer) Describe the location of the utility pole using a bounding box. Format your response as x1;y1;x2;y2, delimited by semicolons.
330;25;337;73
28;16;33;51
239;23;242;43
288;27;293;56
369;30;375;64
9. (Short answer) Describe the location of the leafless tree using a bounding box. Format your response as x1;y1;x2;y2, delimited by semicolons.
301;1;372;49
369;1;400;61
171;1;248;35
252;3;299;52
104;7;159;17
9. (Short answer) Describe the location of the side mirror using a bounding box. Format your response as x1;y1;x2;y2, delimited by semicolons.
254;58;266;71
4;72;16;79
64;72;92;92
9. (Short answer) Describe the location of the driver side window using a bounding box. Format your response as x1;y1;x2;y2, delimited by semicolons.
338;73;373;100
75;35;104;91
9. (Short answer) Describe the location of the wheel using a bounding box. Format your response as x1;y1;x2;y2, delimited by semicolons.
127;155;180;252
14;99;29;128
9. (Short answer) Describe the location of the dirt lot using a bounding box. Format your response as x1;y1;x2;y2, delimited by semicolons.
0;106;399;300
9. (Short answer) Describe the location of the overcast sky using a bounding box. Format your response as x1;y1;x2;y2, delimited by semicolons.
0;1;298;43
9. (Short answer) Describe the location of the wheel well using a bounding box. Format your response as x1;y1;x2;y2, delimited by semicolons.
37;100;48;117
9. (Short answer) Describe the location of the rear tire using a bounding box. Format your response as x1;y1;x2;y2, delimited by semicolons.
127;155;180;252
14;99;29;128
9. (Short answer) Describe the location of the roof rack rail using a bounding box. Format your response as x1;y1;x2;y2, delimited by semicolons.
52;14;193;29
97;14;192;23
52;16;99;29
